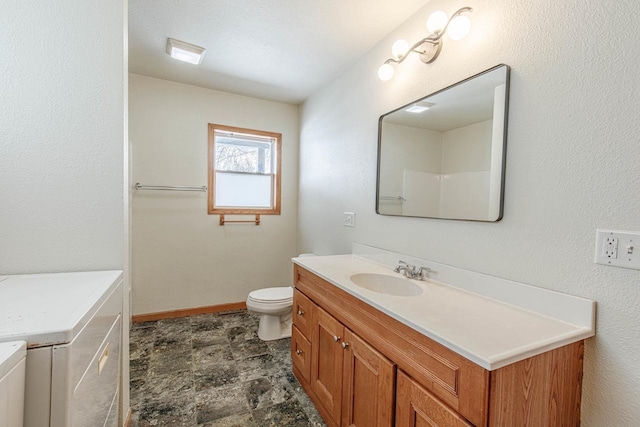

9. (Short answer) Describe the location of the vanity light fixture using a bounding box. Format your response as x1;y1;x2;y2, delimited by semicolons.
405;101;434;113
377;7;472;81
166;38;206;65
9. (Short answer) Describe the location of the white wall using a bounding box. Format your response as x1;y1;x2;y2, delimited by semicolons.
0;0;129;424
439;171;490;219
379;123;441;215
129;74;299;315
440;120;492;218
0;1;126;274
441;120;492;173
298;0;640;424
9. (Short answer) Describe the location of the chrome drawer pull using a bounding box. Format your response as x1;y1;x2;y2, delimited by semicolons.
333;335;341;342
296;349;303;355
297;309;304;316
341;342;349;349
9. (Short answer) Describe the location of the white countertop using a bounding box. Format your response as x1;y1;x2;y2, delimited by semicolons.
0;270;122;348
293;254;594;370
0;340;26;379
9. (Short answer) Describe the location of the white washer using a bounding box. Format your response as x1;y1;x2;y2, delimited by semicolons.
0;271;123;427
0;340;26;427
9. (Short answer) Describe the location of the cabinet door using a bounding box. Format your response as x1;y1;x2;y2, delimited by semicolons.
342;329;395;427
311;306;345;427
396;371;472;427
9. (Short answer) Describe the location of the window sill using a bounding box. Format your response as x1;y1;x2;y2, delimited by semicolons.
209;208;281;215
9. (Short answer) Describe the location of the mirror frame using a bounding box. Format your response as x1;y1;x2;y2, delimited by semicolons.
376;64;510;222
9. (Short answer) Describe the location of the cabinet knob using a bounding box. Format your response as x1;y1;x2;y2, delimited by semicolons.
296;349;303;355
333;335;341;342
341;342;349;349
297;309;304;316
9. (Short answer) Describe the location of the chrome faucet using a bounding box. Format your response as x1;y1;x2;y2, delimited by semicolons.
394;260;432;281
393;260;415;278
415;266;432;281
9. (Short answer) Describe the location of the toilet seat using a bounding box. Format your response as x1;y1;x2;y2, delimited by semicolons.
248;287;293;304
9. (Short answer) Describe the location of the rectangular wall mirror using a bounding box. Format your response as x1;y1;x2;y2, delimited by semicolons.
376;64;510;221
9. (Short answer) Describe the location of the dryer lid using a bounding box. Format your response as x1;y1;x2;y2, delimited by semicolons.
249;287;293;303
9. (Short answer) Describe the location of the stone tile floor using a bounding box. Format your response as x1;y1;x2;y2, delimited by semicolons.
129;310;326;426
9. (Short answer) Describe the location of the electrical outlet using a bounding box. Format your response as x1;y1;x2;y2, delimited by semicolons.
595;229;640;270
603;236;618;259
344;212;356;227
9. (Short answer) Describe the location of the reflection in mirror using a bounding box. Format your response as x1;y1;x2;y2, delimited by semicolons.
377;65;510;221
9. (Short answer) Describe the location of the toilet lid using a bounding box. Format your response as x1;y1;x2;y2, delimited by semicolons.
248;287;293;303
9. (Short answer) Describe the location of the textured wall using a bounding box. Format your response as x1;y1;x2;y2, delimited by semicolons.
0;1;129;423
0;1;126;274
298;0;640;424
129;74;299;315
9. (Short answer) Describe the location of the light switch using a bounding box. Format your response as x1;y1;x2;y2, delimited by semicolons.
344;212;355;227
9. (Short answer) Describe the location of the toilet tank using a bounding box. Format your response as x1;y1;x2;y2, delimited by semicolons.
0;341;27;427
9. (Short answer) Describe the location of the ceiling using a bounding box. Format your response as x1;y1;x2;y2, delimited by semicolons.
129;0;429;104
384;67;508;132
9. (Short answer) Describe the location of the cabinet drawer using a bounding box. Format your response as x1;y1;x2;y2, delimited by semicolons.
291;325;311;384
68;282;122;389
396;370;472;427
71;315;121;427
293;289;314;339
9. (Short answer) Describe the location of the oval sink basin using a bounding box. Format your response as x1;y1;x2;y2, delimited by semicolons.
349;273;423;297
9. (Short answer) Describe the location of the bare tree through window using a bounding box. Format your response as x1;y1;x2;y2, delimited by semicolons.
215;139;271;174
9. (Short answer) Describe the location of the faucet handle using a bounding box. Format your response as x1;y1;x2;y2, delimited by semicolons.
416;266;432;281
398;260;415;268
394;260;413;275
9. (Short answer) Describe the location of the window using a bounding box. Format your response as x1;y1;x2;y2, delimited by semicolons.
208;124;281;215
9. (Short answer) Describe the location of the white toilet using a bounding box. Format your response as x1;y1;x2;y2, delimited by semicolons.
247;287;294;341
247;253;314;341
0;341;27;427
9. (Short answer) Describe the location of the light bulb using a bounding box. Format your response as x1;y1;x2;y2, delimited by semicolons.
447;15;471;40
391;39;409;60
426;11;448;34
378;63;394;81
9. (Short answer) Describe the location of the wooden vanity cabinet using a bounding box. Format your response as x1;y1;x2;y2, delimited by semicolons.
293;288;314;338
397;370;472;427
291;325;312;383
341;329;395;427
294;292;396;427
292;265;585;427
312;306;345;426
291;290;315;383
